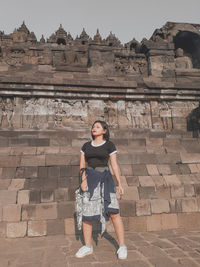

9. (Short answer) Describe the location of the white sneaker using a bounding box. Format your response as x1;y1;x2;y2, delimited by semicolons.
75;245;93;258
117;245;127;259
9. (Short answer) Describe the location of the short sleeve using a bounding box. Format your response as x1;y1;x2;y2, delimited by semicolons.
108;141;117;155
80;142;87;155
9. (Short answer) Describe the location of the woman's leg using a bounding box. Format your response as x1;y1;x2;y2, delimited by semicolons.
82;220;93;245
109;213;125;246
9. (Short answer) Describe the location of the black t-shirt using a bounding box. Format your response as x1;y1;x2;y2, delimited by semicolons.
80;139;117;168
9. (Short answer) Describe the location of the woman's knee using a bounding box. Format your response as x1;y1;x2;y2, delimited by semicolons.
109;212;119;219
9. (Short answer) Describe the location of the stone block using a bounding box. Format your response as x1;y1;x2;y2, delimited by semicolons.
132;165;148;176
189;164;199;173
0;222;6;237
194;184;200;195
0;156;20;167
177;212;200;229
18;190;30;204
3;204;21;222
169;199;182;213
54;188;69;202
2;167;16;178
128;216;147;232
0;205;2;222
146;138;163;149
10;147;37;155
8;179;25;191
38;166;48;178
151;199;170;214
136;200;151;216
28;220;47;236
64;218;75;235
119;164;133;176
177;174;194;185
42;177;58;190
119;200;136;217
157;165;171;175
118;154;133;164
161;214;178;230
21;155;45;166
179;164;191;174
156;187;171;200
151;175;166;187
164;175;181;187
60;165;72;177
57;201;75;218
7;221;27;238
24;166;38;178
180;152;200;164
184;185;195;197
147;214;162;231
0;190;17;205
181;198;198;212
138;176;155;187
122;186;139;200
22;203;57;220
138;186;156;199
133;153;157;164
0;179;11;190
41;190;54;203
37;146;60;155
47;219;65;235
48;166;60;178
146;165;159;175
29;190;41;204
45;154;71;166
29;138;50;147
126;176;139;186
170;164;182;175
156;153;181;164
129;139;146;151
171;186;184;199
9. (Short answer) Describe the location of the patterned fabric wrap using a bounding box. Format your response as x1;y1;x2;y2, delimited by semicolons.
75;167;119;236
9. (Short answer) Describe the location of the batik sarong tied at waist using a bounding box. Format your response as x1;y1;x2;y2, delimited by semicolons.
75;165;119;236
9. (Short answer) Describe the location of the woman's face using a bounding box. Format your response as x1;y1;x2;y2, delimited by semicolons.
92;122;107;138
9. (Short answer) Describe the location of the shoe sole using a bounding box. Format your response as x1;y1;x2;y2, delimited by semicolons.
118;256;127;260
75;250;93;258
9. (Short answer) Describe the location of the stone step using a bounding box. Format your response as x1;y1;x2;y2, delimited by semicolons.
1;161;200;179
1;195;200;237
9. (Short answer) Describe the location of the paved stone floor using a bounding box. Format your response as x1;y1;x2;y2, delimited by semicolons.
1;229;200;267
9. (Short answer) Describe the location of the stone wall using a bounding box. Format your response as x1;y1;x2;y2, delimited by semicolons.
0;21;200;132
0;96;199;131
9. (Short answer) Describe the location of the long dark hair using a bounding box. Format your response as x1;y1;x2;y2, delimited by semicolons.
91;120;110;141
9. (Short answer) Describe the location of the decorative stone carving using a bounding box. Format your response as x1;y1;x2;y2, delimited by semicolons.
0;97;14;128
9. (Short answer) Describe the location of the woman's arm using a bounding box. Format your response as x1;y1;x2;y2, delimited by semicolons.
80;152;88;190
109;153;124;195
109;153;121;185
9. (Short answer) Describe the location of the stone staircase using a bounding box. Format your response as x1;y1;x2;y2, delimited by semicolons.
1;128;200;238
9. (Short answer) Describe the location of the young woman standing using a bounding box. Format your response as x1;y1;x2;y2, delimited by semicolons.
75;120;127;259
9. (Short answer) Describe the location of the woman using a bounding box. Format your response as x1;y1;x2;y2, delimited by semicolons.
75;120;127;259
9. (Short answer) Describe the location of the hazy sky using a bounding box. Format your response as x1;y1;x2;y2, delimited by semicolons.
0;0;199;44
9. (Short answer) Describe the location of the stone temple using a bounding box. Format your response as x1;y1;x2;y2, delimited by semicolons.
1;21;200;238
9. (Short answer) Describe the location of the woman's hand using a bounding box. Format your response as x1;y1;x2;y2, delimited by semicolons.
116;182;124;198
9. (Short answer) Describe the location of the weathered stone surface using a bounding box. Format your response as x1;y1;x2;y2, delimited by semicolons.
28;220;47;236
6;221;27;238
151;199;170;214
3;204;21;222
